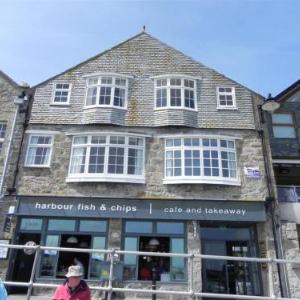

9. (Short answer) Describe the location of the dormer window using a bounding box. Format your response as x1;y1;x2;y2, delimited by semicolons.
52;83;71;105
85;75;128;109
217;87;236;109
154;77;197;110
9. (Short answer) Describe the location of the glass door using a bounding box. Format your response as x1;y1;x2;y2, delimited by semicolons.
201;225;261;298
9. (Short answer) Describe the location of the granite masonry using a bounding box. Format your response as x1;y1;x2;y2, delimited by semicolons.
3;32;280;299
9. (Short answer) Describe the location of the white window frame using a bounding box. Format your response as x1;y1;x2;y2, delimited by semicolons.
163;136;240;186
154;76;197;111
25;134;54;168
216;87;237;109
67;134;145;183
0;123;7;154
51;83;72;105
84;75;129;110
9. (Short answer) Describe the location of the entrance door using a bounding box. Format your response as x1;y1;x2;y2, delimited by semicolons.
11;233;41;293
201;226;261;298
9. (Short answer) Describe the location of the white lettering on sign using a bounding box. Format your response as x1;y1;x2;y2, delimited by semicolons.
35;202;74;210
162;205;246;216
110;205;137;213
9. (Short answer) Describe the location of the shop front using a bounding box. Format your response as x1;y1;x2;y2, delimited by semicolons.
9;196;266;296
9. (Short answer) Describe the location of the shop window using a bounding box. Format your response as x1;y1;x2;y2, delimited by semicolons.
123;221;186;282
38;218;108;279
79;220;107;232
171;238;185;281
123;237;138;281
40;235;59;277
90;236;106;279
20;218;43;231
164;136;238;185
48;219;76;231
125;221;152;233
157;222;184;234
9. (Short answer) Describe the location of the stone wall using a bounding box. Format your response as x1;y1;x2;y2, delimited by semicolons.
17;124;268;202
281;222;300;298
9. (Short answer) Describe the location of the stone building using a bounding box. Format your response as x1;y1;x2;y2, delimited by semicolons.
5;32;277;298
266;80;300;298
0;70;29;279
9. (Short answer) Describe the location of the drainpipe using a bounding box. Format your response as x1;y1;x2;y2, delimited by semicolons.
0;91;27;198
257;97;291;298
6;90;32;196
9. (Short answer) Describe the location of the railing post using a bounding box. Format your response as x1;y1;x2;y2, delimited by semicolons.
188;254;194;299
268;257;275;299
26;245;40;300
108;249;115;300
151;265;157;300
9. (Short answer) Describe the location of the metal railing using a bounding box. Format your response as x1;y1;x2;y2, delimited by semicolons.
1;243;300;300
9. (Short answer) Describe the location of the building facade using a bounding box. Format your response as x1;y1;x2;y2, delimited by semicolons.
267;80;300;298
0;70;29;279
5;32;277;299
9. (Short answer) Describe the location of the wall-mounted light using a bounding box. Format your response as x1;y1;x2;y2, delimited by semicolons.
261;93;280;112
258;93;280;124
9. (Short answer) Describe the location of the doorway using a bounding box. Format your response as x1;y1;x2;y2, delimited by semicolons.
138;236;170;281
11;233;41;293
201;225;261;297
56;234;91;279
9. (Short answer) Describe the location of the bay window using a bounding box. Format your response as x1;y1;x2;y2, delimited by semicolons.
85;75;128;108
67;134;145;183
155;77;197;110
164;136;239;185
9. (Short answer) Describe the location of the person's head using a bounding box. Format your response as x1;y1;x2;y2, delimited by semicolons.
65;265;82;288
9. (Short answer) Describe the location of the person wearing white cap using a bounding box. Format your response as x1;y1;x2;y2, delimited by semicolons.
52;265;91;300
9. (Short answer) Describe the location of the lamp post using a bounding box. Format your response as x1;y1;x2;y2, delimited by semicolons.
258;95;290;297
148;238;160;300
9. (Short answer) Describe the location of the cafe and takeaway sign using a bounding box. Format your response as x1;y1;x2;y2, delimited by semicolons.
17;196;266;222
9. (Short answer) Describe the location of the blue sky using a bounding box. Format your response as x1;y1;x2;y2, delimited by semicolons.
0;0;299;96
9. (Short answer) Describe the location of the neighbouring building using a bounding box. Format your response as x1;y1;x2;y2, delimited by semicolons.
0;70;29;279
267;80;300;298
5;32;278;299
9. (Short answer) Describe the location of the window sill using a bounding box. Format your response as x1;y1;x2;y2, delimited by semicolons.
154;107;197;112
50;103;70;107
83;105;127;111
66;175;145;184
216;106;238;110
163;177;241;186
24;165;51;168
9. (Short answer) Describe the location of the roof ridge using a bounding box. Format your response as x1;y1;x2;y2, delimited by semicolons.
0;69;20;88
33;31;148;88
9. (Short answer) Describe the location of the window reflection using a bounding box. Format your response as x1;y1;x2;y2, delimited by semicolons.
40;235;59;277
